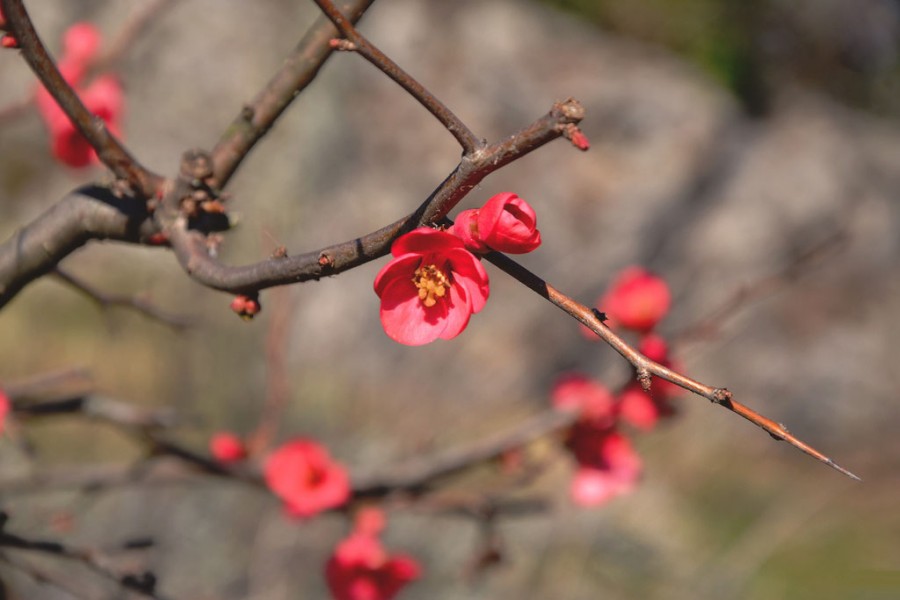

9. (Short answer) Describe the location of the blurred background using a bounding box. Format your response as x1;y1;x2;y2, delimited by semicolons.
1;0;899;598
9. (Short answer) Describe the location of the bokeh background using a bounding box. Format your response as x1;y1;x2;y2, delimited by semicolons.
1;0;899;598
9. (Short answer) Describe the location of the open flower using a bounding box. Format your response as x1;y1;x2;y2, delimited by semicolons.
374;228;489;346
264;439;350;518
598;266;671;332
326;509;421;600
451;192;541;254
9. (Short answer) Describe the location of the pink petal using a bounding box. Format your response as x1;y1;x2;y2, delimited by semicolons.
378;277;450;346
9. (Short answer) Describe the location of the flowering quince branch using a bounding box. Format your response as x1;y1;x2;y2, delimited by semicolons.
0;0;161;197
157;99;581;295
481;249;861;481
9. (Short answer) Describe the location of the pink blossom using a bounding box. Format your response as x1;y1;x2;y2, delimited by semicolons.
0;389;10;434
374;228;489;346
569;431;642;507
551;374;616;429
264;439;350;518
209;432;247;463
598;266;671;332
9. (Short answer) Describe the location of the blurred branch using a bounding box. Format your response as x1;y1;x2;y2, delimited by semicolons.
53;267;193;330
314;0;479;152
674;229;849;346
352;408;576;497
11;393;178;430
90;0;178;75
210;0;377;189
0;525;166;599
246;285;294;455
0;0;162;198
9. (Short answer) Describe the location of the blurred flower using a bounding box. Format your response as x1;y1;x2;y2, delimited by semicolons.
569;431;642;506
451;192;541;254
617;382;675;431
374;228;489;346
551;373;617;429
0;389;10;434
598;266;671;332
264;439;350;518
326;510;420;600
209;432;247;463
552;373;643;506
33;22;124;168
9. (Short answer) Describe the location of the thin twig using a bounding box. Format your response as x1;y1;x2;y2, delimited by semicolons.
674;230;849;346
210;0;377;188
90;0;178;75
247;284;294;455
0;0;162;198
483;250;861;481
352;409;577;496
54;267;193;330
313;0;480;153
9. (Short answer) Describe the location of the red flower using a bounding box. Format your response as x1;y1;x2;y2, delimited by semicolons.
325;513;420;600
569;432;641;506
34;23;124;168
598;266;671;332
451;192;541;254
551;374;616;429
374;228;489;346
0;389;10;434
209;432;247;463
264;439;350;518
551;373;642;506
617;382;675;431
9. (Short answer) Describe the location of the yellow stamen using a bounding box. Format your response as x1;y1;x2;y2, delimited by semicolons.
413;264;450;308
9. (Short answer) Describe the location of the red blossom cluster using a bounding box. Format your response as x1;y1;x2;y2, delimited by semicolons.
553;267;685;505
263;438;350;518
552;375;642;506
374;192;540;345
326;508;421;600
33;22;124;168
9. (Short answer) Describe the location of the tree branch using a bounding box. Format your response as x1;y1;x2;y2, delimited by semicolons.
164;99;583;293
0;185;157;309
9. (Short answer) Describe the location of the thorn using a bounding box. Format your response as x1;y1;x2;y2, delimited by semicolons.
825;458;862;482
725;397;861;482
